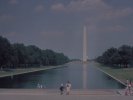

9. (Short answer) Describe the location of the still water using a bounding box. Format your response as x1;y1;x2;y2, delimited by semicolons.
0;61;125;89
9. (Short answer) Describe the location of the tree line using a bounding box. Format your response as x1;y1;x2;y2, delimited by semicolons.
96;45;133;68
0;36;69;69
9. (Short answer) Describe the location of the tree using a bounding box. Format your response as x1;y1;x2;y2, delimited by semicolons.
26;45;42;67
118;45;132;67
0;36;12;69
96;45;133;68
0;35;70;69
99;47;117;65
12;43;29;68
110;51;122;67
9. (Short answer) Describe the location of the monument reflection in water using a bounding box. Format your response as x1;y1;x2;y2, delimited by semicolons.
83;63;87;89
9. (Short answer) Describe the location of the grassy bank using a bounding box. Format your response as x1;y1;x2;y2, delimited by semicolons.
0;65;66;78
96;62;133;83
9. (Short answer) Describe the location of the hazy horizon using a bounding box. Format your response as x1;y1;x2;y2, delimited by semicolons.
0;0;133;59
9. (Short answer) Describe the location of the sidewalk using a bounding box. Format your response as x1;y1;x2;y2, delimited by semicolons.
0;89;132;100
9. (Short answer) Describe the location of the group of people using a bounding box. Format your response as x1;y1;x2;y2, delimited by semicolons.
37;81;71;95
125;80;133;96
37;83;46;89
59;81;72;95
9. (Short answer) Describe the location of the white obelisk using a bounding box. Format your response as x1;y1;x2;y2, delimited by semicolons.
83;26;87;63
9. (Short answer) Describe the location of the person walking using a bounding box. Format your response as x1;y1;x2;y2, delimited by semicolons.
66;81;71;95
125;80;132;96
59;84;64;95
128;80;132;96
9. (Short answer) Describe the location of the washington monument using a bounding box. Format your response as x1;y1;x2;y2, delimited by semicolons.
83;26;88;63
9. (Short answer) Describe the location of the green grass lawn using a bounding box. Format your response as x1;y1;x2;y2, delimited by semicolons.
0;65;64;78
96;63;133;83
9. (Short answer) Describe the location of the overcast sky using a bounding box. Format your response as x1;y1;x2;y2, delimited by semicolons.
0;0;133;59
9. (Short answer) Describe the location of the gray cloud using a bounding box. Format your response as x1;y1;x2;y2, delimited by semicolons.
40;30;64;39
35;5;45;13
51;0;133;21
51;3;65;12
9;0;18;5
0;14;14;23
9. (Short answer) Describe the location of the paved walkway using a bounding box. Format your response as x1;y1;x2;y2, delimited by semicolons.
0;89;132;100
